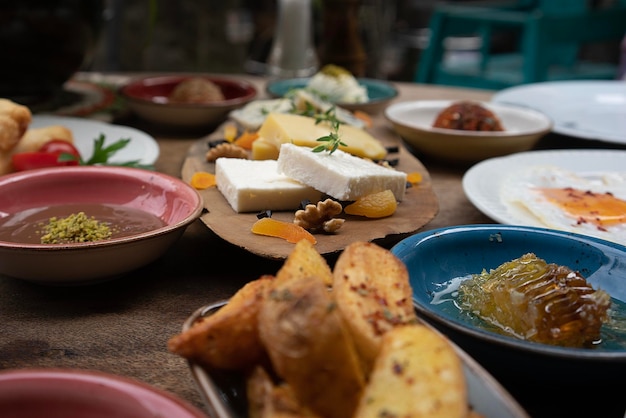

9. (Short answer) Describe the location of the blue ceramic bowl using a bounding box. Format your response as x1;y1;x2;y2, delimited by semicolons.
391;224;626;415
265;77;398;114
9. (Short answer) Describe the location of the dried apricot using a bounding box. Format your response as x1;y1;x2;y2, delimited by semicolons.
190;171;216;189
353;110;373;128
406;172;422;185
251;217;317;244
223;124;238;142
344;189;397;218
233;130;259;150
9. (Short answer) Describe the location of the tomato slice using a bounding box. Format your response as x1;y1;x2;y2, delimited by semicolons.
10;139;82;172
38;139;81;158
11;151;80;172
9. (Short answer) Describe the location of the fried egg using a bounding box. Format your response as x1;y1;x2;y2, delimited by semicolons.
500;165;626;246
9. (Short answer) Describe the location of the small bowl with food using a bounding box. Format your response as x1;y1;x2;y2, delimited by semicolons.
384;100;552;163
0;165;203;285
120;75;258;129
391;224;626;417
266;64;398;114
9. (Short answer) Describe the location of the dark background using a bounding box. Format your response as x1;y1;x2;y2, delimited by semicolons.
88;0;622;82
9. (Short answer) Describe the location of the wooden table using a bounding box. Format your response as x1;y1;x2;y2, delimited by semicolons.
1;73;624;418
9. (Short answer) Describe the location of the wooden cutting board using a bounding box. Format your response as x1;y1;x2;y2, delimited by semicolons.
181;121;439;260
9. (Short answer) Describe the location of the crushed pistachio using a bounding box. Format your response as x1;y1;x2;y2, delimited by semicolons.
39;212;113;244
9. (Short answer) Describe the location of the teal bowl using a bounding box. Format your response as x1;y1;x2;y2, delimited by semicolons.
391;224;626;417
265;77;398;114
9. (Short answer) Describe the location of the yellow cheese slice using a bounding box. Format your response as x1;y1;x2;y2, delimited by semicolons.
251;137;279;161
254;112;387;161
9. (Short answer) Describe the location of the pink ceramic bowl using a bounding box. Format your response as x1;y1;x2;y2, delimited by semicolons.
0;166;203;285
120;75;258;128
0;369;208;418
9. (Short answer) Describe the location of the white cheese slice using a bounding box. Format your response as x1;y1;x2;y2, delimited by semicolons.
215;158;323;213
277;143;407;201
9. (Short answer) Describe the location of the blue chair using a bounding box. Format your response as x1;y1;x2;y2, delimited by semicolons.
415;0;626;90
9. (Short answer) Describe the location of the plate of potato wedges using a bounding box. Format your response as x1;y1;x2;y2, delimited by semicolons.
168;240;529;418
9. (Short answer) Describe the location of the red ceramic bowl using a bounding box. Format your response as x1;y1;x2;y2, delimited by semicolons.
0;165;203;285
0;369;207;418
120;75;258;128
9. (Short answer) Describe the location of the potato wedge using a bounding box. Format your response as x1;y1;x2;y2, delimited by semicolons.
258;274;365;418
167;275;273;371
275;239;333;287
247;365;271;418
246;365;320;418
332;241;418;372
354;324;468;418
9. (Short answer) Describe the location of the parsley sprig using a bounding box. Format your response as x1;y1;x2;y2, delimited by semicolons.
58;134;154;169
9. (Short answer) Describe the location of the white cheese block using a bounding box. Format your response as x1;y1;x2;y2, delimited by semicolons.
277;143;407;201
215;158;323;213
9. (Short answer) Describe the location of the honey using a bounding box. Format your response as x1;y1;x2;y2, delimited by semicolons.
458;253;611;347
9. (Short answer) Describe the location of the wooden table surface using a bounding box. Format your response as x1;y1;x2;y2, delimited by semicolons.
1;73;624;418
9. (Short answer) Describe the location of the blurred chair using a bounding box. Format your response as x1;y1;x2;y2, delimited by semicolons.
415;0;626;90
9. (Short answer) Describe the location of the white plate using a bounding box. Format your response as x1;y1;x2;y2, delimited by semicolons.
463;149;626;230
30;115;159;165
492;80;626;144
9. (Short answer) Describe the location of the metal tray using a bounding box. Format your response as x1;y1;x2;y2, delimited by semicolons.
182;300;530;418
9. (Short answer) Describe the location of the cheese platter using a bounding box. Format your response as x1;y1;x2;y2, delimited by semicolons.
181;111;439;260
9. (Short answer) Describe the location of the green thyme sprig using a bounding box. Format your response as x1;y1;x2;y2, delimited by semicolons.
292;101;317;118
303;103;346;154
312;119;346;154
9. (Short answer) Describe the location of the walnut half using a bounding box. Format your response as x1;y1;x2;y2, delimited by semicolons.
294;199;345;233
206;142;248;162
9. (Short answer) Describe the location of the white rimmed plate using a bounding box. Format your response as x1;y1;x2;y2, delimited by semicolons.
30;115;160;165
462;149;626;245
492;80;626;144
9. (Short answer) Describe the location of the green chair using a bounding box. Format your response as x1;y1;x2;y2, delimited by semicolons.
415;0;626;90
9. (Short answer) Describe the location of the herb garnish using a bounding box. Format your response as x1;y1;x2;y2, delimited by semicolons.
58;134;154;169
309;106;347;155
312;119;345;154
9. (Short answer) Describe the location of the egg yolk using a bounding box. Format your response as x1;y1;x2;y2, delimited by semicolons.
540;187;626;229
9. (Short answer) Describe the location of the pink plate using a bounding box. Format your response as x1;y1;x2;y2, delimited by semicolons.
0;369;208;418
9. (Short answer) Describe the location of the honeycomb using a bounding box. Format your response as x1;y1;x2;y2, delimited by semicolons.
458;253;611;347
